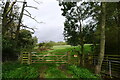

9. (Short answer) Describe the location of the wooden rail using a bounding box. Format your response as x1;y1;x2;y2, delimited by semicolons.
32;62;67;63
31;54;68;63
20;52;71;64
32;55;67;57
31;60;66;61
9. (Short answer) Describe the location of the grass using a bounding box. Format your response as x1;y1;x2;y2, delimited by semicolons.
66;65;98;79
46;44;92;56
53;45;71;50
2;61;40;79
2;62;98;79
2;44;99;79
33;44;92;55
45;66;67;78
44;64;98;79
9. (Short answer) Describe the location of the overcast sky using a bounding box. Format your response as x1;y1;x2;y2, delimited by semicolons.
22;0;65;43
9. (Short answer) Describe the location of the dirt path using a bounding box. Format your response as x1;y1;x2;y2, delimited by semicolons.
38;52;73;78
39;65;48;79
39;53;51;79
58;64;73;78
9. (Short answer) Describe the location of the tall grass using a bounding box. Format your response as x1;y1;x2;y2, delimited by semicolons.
66;64;98;79
2;61;40;79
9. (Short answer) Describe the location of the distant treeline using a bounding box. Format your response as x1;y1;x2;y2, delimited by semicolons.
38;41;67;46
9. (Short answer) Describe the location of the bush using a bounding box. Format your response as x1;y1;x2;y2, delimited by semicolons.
2;37;18;62
56;41;67;45
44;42;54;49
38;41;54;51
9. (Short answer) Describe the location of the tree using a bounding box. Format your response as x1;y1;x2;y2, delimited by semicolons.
59;1;119;75
80;2;106;74
15;1;27;44
32;36;38;47
2;0;39;61
2;1;17;35
2;1;21;61
18;29;35;51
81;2;120;74
95;2;106;74
59;2;95;66
38;41;54;50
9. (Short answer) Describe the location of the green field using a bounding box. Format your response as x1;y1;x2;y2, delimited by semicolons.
2;45;99;79
48;44;92;55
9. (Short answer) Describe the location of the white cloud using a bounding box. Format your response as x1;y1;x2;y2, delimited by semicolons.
23;0;65;42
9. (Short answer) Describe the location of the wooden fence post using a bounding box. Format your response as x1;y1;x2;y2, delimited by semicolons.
88;54;92;65
28;52;31;64
88;54;90;65
67;51;70;64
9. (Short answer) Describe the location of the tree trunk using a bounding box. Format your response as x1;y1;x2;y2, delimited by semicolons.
15;2;26;42
78;17;85;66
2;2;10;35
95;2;106;74
2;1;16;35
81;44;84;66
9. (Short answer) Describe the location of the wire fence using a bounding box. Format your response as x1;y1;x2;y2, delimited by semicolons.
82;54;120;78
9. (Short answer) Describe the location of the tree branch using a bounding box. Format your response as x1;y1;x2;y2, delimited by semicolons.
6;1;16;15
33;0;42;5
24;9;31;16
21;24;35;32
25;6;38;10
23;13;44;24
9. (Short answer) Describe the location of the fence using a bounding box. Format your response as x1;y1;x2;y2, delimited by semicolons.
102;55;120;78
82;54;120;78
20;52;71;64
20;52;120;77
20;52;31;64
